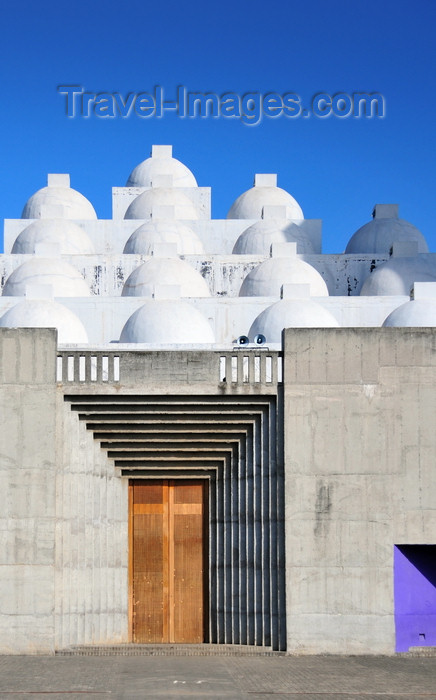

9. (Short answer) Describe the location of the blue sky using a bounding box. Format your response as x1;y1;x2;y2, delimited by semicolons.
1;0;435;253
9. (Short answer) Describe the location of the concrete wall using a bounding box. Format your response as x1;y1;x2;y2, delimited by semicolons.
1;327;436;654
0;328;57;653
282;327;436;654
54;398;128;648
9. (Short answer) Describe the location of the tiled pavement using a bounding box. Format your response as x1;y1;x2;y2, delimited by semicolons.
0;653;435;699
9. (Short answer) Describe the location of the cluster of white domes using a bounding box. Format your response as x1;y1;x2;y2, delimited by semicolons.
2;144;435;345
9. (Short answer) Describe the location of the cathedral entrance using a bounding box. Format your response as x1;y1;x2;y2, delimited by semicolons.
129;479;207;643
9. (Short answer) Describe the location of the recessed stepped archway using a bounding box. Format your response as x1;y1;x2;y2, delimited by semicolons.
65;394;286;651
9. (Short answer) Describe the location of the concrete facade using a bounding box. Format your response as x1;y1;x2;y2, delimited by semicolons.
0;146;435;654
0;329;57;653
1;327;435;654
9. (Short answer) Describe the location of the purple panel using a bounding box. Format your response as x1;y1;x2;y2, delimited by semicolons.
394;545;436;652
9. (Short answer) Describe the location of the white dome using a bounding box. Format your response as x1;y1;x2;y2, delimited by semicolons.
227;182;303;220
124;188;200;220
249;299;339;342
0;300;88;343
127;152;197;188
123;220;204;255
360;257;436;296
22;179;96;220
233;219;314;255
120;299;215;343
383;299;436;327
346;217;428;254
239;257;329;297
12;219;95;255
121;258;210;297
2;258;90;297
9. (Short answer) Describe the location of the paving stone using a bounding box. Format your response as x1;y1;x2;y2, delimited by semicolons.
0;654;435;699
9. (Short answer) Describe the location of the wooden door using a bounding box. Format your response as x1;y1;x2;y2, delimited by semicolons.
130;479;207;643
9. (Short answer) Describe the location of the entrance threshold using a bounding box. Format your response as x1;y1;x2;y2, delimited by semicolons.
56;644;285;657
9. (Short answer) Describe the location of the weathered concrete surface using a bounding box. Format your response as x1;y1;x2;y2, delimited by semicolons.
0;328;57;653
1;327;436;655
283;327;436;654
54;395;128;649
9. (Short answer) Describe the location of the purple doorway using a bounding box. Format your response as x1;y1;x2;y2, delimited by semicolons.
394;545;436;652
